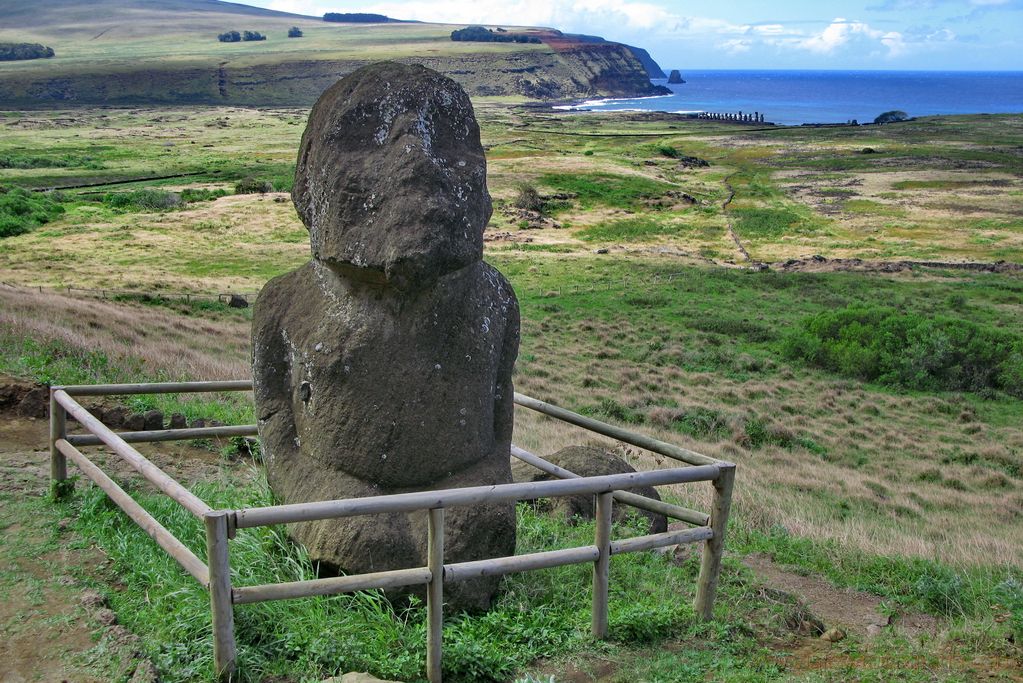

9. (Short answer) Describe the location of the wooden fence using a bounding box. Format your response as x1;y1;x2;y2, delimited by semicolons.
49;381;734;682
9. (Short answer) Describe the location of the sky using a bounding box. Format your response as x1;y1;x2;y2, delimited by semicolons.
245;0;1023;70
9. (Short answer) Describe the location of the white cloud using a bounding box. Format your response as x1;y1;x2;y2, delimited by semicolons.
719;38;753;54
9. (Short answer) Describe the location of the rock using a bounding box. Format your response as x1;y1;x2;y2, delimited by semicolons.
595;248;609;254
129;660;159;683
169;413;187;429
511;446;667;533
190;418;206;428
322;673;402;683
94;608;118;626
291;61;491;292
667;69;685;84
16;385;48;418
142;410;163;431
820;627;847;642
102;406;128;429
254;62;519;613
123;413;145;431
228;294;249;308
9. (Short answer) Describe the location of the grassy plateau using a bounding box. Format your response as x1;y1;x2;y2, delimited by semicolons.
0;105;1021;682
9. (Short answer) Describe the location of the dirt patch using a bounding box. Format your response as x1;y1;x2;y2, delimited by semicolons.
0;395;228;683
772;254;1022;274
743;553;939;638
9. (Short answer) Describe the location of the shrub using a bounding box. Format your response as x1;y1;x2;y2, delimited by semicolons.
513;183;543;213
287;26;303;37
451;26;541;43
654;143;680;159
783;306;1023;397
0;43;55;61
874;110;909;124
102;189;181;211
217;30;241;42
180;188;229;203
323;12;391;22
0;186;64;238
242;31;266;41
235;177;273;194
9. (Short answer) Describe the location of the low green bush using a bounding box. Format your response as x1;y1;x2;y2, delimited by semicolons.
0;186;64;238
103;189;181;211
783;306;1023;396
180;188;230;203
235;177;273;194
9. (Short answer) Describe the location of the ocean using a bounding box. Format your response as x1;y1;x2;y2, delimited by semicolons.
554;70;1023;126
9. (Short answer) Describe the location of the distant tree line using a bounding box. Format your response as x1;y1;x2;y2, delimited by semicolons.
323;13;391;23
0;43;55;61
218;30;266;42
450;26;541;43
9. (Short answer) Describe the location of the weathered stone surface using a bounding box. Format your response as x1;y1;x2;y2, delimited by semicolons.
292;61;491;292
321;673;402;683
169;413;187;429
254;62;519;612
511;446;667;533
142;410;163;431
123;413;145;432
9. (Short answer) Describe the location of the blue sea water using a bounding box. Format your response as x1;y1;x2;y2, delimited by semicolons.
554;70;1023;126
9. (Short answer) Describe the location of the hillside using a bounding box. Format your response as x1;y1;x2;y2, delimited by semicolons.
0;0;668;106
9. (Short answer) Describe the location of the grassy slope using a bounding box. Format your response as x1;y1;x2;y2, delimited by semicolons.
1;107;1021;680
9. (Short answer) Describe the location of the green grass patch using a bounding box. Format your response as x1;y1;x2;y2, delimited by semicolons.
730;207;813;239
103;188;181;211
539;172;673;211
66;476;776;682
576;217;678;242
0;186;65;237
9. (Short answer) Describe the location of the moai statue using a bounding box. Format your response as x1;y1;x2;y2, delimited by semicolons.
252;62;519;612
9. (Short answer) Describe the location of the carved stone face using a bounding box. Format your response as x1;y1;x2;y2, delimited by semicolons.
292;62;492;290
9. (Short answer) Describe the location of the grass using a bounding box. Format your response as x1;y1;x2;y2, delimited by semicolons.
1;107;1022;680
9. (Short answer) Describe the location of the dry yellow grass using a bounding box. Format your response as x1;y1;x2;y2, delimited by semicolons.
3;284;1020;569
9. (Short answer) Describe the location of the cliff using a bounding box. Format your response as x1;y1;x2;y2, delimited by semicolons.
0;0;667;106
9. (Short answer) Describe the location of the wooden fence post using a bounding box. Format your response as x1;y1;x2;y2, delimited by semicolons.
592;492;613;638
49;388;69;499
205;511;237;680
694;463;735;620
427;507;445;683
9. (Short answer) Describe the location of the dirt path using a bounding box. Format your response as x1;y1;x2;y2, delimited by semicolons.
721;172;753;263
0;409;216;683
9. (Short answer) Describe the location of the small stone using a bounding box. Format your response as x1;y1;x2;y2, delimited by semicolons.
123;413;145;431
94;608;118;626
169;413;187;429
102;406;128;429
595;248;609;254
143;410;163;431
820;627;846;642
80;590;105;608
190;418;206;428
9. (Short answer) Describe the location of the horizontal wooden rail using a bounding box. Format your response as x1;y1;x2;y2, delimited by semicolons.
68;424;259;447
55;380;253;396
235;465;723;529
56;439;210;586
444;546;599;583
54;390;212;518
233;567;433;605
511;445;710;526
513;393;719;467
610;526;713;555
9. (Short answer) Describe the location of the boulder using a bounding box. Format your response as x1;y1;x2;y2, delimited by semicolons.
123;413;145;431
512;446;667;533
143;410;164;431
169;413;188;429
254;62;519;612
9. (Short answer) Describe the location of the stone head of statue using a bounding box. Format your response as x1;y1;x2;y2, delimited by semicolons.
292;62;492;291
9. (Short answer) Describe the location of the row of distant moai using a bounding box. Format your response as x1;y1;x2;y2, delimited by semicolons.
697;111;766;123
